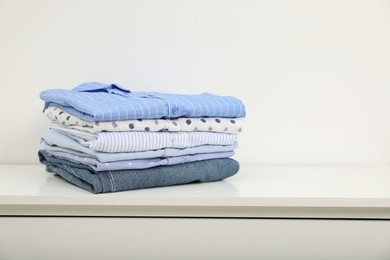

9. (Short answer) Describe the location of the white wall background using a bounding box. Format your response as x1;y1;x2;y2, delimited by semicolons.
0;0;389;165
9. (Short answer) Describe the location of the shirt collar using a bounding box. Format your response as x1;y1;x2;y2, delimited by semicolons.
72;82;131;94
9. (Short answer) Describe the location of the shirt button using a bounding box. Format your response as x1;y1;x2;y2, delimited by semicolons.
171;107;178;114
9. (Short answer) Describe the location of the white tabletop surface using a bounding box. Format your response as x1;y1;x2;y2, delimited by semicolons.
1;164;390;218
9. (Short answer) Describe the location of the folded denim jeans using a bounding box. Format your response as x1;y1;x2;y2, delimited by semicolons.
38;150;239;194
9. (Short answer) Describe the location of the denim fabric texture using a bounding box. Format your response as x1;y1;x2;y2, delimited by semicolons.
39;150;240;194
39;83;244;194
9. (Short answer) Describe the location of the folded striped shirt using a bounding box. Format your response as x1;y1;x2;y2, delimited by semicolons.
40;82;246;121
44;150;234;171
45;105;244;134
50;123;237;153
41;130;238;162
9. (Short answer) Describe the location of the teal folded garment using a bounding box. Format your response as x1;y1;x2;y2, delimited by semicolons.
38;150;239;194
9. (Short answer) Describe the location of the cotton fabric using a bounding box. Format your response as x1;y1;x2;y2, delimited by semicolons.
45;150;234;171
39;150;240;194
39;82;244;194
50;123;237;153
41;130;239;162
45;105;244;134
40;82;246;121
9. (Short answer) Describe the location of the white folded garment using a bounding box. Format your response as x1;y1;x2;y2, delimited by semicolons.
45;106;243;134
49;123;237;153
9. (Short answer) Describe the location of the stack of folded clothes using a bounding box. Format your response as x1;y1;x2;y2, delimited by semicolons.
38;82;246;193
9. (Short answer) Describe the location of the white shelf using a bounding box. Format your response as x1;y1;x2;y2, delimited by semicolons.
1;165;390;218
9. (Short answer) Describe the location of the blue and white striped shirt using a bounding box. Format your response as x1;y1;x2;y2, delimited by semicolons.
40;82;246;121
50;123;237;153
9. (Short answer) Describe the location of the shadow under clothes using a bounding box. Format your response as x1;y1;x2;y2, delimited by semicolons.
38;151;240;194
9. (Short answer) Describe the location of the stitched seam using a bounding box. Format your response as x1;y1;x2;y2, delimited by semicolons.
107;171;115;192
64;164;80;178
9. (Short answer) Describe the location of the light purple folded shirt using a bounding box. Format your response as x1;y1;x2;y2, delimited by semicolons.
45;150;234;172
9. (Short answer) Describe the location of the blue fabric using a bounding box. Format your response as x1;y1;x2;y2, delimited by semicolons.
40;82;246;121
49;123;237;153
45;150;234;171
41;130;239;162
39;150;240;194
